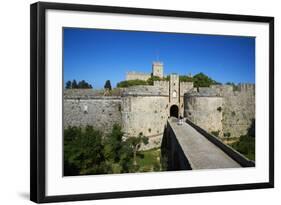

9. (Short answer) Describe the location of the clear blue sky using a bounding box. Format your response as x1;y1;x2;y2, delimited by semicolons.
63;28;255;89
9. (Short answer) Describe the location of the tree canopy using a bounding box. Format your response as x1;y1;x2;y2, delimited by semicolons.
64;124;153;176
192;72;220;87
104;80;112;90
65;80;92;89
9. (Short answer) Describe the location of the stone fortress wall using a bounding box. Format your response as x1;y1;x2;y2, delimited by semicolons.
219;84;255;139
121;94;169;149
126;71;151;81
64;62;255;151
184;84;255;139
64;89;122;133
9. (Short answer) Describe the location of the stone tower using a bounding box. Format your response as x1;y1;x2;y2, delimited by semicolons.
169;74;179;104
169;74;180;118
152;62;164;78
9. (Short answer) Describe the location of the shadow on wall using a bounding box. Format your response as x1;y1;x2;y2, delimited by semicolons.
160;124;192;171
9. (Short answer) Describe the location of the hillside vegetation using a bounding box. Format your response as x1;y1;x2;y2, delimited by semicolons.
117;73;220;88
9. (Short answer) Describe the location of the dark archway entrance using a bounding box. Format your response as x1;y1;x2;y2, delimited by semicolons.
170;105;179;118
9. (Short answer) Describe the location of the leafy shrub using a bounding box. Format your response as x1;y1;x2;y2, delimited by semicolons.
230;134;255;160
117;79;148;88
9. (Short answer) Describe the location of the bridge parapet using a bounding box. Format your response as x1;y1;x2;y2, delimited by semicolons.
185;118;255;167
162;118;254;171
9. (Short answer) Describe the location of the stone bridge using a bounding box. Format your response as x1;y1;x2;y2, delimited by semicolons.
161;117;255;170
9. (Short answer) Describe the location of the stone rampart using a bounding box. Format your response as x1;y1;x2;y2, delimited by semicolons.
180;82;194;96
184;93;223;136
121;95;170;150
184;84;255;138
64;91;122;133
153;80;169;90
126;71;151;81
122;85;169;96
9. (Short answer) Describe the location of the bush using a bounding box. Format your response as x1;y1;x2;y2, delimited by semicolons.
117;79;148;88
230;134;255;160
179;75;193;82
64;124;157;175
147;76;162;85
224;132;231;138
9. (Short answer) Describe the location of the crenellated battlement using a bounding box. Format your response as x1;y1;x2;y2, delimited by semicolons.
126;71;151;81
237;83;255;92
180;82;194;96
153;80;169;88
126;71;150;75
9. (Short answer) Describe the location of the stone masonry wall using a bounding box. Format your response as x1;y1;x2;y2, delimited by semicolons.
184;96;223;136
221;85;255;138
121;95;169;150
64;96;122;133
184;84;255;139
126;72;151;81
180;82;194;96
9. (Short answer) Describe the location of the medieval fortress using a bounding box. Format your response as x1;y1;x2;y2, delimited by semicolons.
64;62;255;149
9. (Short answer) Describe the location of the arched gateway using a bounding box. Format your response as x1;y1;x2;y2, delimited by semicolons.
170;105;179;118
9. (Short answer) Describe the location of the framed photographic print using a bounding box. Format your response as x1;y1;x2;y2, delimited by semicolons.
30;2;274;203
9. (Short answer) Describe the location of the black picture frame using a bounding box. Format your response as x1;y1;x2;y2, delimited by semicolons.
30;2;274;203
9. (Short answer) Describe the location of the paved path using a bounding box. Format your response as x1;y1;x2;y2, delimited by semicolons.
169;118;241;169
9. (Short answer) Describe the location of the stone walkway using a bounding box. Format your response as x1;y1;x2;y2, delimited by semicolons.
169;118;241;169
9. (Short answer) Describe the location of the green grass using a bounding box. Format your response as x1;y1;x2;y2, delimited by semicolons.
136;148;161;172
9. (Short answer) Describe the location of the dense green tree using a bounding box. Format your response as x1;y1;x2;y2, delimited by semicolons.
64;125;111;175
66;80;92;89
179;75;193;82
126;133;149;166
193;72;218;87
104;80;112;90
64;124;138;175
65;80;72;89
78;80;92;89
104;124;124;162
71;80;78;88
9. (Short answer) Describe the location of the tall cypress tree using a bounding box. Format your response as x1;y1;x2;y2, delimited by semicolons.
104;80;112;90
